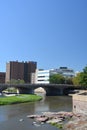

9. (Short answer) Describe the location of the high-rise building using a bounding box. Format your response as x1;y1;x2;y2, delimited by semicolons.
0;72;5;83
5;61;37;83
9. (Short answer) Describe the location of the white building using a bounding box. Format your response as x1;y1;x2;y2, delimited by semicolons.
36;69;50;84
50;67;75;78
35;67;75;84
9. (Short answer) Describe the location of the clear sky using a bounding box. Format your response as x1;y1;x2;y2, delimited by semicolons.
0;0;87;72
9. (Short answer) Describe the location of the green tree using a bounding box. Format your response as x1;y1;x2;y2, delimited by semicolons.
5;79;25;93
65;77;73;84
49;74;65;84
79;66;87;87
72;73;82;86
72;66;87;87
83;66;87;73
7;79;25;84
17;79;25;84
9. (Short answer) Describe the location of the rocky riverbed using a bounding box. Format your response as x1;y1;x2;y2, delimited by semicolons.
63;113;87;130
27;111;87;129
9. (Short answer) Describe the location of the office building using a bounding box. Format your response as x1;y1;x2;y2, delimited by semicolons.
36;69;50;84
6;61;37;83
0;72;5;83
36;67;75;84
50;67;75;78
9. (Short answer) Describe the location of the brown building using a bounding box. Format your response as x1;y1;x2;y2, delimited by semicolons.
6;61;37;83
0;72;5;83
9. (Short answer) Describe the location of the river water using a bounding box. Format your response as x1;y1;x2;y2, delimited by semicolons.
0;94;72;130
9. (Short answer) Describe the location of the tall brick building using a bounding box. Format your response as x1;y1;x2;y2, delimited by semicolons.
0;72;5;83
5;61;37;83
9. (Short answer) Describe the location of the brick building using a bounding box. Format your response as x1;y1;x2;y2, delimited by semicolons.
5;61;37;83
0;72;5;83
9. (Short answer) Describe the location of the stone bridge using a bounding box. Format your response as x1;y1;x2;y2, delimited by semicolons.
0;83;83;96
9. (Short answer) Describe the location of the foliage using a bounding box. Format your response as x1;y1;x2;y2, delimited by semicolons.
6;79;25;93
50;122;63;129
4;88;17;93
49;74;65;84
72;66;87;87
72;73;82;86
65;77;73;84
79;67;87;87
7;79;25;84
83;66;87;73
0;94;42;105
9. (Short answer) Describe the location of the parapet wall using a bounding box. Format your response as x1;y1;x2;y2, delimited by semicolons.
73;91;87;115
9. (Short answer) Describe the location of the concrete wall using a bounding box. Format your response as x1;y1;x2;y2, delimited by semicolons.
73;92;87;115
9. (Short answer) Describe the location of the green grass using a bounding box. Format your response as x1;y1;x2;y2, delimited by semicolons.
50;122;63;129
0;94;42;105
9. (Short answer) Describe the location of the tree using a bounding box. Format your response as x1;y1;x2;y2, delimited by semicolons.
83;66;87;73
5;79;25;93
7;79;25;84
65;77;73;85
72;73;82;86
72;66;87;87
49;74;65;84
79;66;87;87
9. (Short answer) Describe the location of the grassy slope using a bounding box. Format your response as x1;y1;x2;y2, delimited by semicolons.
0;94;42;105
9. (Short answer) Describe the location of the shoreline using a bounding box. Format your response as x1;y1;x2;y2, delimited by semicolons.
28;111;87;129
0;94;42;105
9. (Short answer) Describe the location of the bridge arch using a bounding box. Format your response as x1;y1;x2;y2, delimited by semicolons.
34;87;46;94
0;84;81;96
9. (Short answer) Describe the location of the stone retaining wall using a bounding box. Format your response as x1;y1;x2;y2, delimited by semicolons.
73;92;87;115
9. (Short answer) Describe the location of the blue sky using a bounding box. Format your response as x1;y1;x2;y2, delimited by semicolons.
0;0;87;72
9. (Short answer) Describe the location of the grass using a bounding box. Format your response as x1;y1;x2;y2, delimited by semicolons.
0;94;42;105
50;122;63;129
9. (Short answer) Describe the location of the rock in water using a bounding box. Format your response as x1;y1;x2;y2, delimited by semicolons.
19;119;24;122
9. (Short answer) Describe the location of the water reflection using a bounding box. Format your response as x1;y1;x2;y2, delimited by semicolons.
0;94;72;130
35;93;50;113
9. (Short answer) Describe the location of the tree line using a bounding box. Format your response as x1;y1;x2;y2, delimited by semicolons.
49;66;87;88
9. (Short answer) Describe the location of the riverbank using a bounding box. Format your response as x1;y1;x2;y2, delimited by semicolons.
64;113;87;130
0;94;42;105
28;111;87;129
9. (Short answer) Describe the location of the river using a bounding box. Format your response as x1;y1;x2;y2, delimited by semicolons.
0;94;72;130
